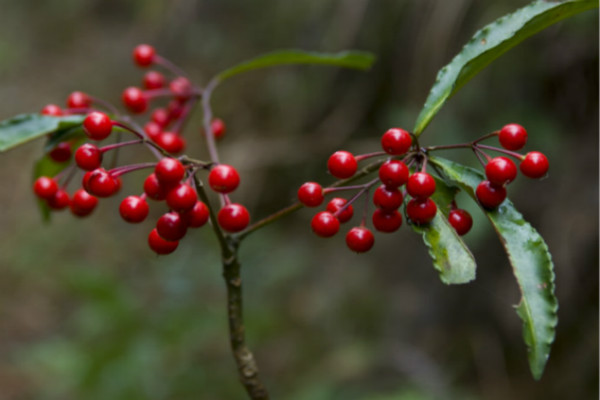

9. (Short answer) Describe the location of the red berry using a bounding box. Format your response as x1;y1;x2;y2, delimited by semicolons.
184;201;209;228
66;91;91;109
41;104;63;116
169;77;192;100
297;182;324;207
345;227;375;253
151;108;171;127
166;183;197;212
86;168;120;197
485;157;517;186
372;209;402;233
82;171;93;192
311;211;340;237
168;100;185;119
33;176;58;199
122;87;148;114
211;118;226;139
155;132;186;154
157;211;188;241
144;122;162;141
406;172;436;199
406;198;437;224
373;185;403;211
70;189;98;217
148;228;178;255
75;143;103;170
49;142;72;163
381;128;412;155
327;151;358;179
155;158;185;185
133;44;156;67
83;111;113;140
143;71;165;89
448;209;473;236
209;165;240;194
520;151;549;179
476;180;507;209
47;189;70;210
326;197;353;223
144;173;172;201
499;124;527;151
119;195;149;223
218;204;250;233
378;160;409;188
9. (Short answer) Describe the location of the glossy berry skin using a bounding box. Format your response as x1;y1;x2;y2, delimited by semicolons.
520;151;549;179
41;104;63;116
407;172;436;199
211;118;226;139
144;122;162;141
485;157;517;186
327;151;358;179
122;87;148;114
185;201;210;228
373;185;403;211
378;160;409;188
70;189;98;217
297;182;324;207
448;209;473;236
209;165;240;194
311;211;340;238
33;176;59;199
157;212;188;241
75;143;103;170
144;173;172;201
152;108;171;127
49;142;72;163
406;198;437;224
119;196;149;223
346;227;375;253
143;71;165;89
499;124;527;151
155;158;185;185
381;128;412;155
83;112;113;140
86;168;120;198
169;77;192;100
66;91;91;109
166;183;197;212
372;209;403;233
476;180;507;209
133;44;156;67
47;189;70;210
148;228;178;255
218;204;250;233
156;132;186;154
168;100;185;119
326;198;353;223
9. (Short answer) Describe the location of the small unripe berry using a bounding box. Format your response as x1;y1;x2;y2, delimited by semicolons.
499;124;527;150
345;227;375;253
520;151;549;179
83;112;113;140
157;211;188;241
485;157;517;186
406;198;437;224
476;180;507;209
327;151;358;179
297;182;324;207
75;143;103;171
143;71;165;89
381;128;412;155
406;172;436;199
70;189;98;217
133;44;156;67
33;176;59;199
218;204;250;232
148;228;179;255
326;197;353;223
41;104;63;116
49;142;72;163
378;160;409;188
119;195;150;223
448;209;473;236
209;165;240;194
311;211;339;237
372;209;402;233
66;91;91;109
122;87;148;113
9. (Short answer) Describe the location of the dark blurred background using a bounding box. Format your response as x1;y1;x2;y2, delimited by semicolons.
0;1;597;399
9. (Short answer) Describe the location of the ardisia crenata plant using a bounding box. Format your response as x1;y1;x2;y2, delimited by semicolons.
1;1;597;398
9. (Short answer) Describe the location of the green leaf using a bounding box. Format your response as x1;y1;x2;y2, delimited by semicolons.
430;156;558;380
216;50;375;82
414;0;598;136
0;114;85;152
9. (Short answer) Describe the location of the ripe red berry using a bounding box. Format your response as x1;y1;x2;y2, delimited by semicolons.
49;142;72;163
485;157;517;186
373;185;403;211
406;198;437;224
47;189;70;210
378;160;409;188
83;111;113;140
184;201;210;228
327;151;358;179
166;183;197;212
209;165;240;194
448;209;473;236
372;209;402;233
157;211;188;241
143;71;165;89
70;189;98;217
148;228;179;255
41;104;63;116
311;211;340;237
211;118;226;139
218;204;250;233
33;176;59;199
406;172;436;199
119;195;150;223
381;128;412;155
168;100;185;119
169;77;192;100
75;144;103;170
155;158;185;185
476;180;507;209
297;182;324;207
155;132;186;154
144;122;162;141
66;91;91;109
520;151;549;179
326;197;353;223
499;123;527;151
144;173;172;201
122;87;148;113
346;227;375;253
151;108;171;127
133;44;156;67
86;168;120;197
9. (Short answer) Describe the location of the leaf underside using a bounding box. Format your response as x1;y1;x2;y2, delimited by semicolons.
0;114;85;152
